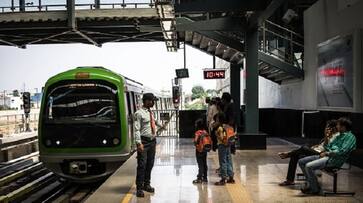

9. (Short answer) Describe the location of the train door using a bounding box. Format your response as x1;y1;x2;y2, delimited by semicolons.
125;91;136;151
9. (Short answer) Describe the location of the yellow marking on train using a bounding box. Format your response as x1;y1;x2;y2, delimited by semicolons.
212;156;254;203
121;183;136;203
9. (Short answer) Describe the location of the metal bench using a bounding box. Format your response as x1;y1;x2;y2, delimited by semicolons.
322;166;355;196
296;154;355;196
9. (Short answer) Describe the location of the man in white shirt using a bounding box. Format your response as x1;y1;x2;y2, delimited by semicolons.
134;93;163;197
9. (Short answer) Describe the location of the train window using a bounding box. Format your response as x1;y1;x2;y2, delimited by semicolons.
45;81;118;122
155;99;159;110
126;92;133;115
160;98;163;110
41;80;121;148
131;92;137;112
134;94;141;110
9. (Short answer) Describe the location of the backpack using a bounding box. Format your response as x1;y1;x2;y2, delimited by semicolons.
222;124;236;146
195;130;212;152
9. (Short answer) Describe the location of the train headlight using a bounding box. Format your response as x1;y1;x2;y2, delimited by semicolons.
102;139;107;145
113;138;120;145
45;139;52;146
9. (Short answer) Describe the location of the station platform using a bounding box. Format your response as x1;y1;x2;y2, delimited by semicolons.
86;137;363;203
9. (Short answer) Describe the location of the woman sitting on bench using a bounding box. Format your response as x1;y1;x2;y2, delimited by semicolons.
278;119;339;186
298;117;356;195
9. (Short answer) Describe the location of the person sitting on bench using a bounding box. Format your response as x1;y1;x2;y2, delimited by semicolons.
278;119;339;186
298;117;356;195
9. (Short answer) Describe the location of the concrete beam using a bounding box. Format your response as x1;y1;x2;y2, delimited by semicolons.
0;8;159;23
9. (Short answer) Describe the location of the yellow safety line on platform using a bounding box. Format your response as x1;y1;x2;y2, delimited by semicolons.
212;156;253;203
121;183;136;203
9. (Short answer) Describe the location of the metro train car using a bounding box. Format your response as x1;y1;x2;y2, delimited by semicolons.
38;66;171;182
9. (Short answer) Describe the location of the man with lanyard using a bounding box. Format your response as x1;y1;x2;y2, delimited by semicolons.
298;117;356;195
134;93;163;197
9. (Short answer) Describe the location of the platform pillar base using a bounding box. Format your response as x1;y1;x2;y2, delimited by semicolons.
238;132;266;150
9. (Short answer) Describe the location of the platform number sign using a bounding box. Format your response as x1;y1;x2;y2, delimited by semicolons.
203;69;226;79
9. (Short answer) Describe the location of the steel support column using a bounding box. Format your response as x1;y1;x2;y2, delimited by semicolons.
67;0;76;29
239;25;266;149
19;0;25;12
95;0;100;9
245;26;259;134
230;62;241;130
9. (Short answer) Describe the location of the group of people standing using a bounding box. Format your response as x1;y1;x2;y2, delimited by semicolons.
278;117;356;195
132;92;356;198
192;92;237;185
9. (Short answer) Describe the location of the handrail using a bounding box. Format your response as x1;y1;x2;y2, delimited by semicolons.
262;28;304;48
0;1;155;13
259;20;304;70
265;20;303;39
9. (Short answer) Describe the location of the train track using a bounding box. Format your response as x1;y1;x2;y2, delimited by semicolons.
0;154;104;203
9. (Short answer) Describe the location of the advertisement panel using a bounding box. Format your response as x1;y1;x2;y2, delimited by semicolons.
317;35;353;108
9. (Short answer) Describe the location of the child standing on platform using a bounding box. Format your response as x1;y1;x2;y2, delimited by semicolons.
193;119;212;184
214;113;235;185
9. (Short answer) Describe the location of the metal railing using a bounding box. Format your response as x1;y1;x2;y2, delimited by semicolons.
0;113;38;136
0;0;155;13
259;20;304;70
152;109;179;137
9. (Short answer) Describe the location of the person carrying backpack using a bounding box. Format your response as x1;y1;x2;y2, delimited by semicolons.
193;119;212;184
214;112;236;185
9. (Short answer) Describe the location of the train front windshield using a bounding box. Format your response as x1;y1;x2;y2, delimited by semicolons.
42;81;121;148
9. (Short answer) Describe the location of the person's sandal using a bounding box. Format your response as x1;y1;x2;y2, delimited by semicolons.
278;152;289;159
192;179;203;184
214;179;226;186
278;180;295;186
226;177;235;184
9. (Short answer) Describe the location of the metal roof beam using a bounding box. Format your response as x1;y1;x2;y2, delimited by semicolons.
74;30;101;47
26;30;71;45
176;17;246;32
0;38;18;47
174;0;269;13
248;0;286;27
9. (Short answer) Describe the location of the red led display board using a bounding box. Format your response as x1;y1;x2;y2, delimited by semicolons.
203;69;225;79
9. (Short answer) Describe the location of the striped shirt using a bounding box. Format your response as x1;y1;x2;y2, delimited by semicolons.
134;107;162;144
324;131;356;168
311;132;339;153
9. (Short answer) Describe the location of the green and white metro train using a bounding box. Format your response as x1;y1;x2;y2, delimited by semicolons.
38;67;172;182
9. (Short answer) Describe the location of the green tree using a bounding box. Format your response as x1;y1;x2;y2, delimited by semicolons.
206;89;217;96
191;85;205;100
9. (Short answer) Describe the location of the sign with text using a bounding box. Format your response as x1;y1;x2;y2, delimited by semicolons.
175;68;189;78
203;69;226;79
317;34;353;108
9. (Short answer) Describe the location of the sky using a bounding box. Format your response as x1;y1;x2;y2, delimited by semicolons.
0;42;216;94
0;0;216;94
